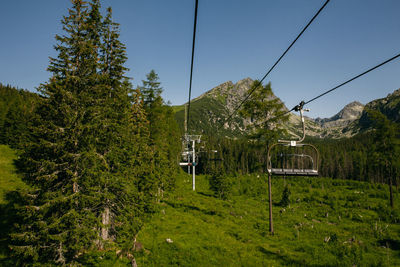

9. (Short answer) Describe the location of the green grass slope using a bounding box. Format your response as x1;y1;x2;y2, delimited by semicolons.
135;174;400;266
0;145;28;264
0;145;27;203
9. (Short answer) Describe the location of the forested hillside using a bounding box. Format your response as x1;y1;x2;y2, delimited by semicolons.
174;80;400;189
0;84;40;148
358;88;400;128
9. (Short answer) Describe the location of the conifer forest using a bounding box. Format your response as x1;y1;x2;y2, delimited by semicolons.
0;0;399;266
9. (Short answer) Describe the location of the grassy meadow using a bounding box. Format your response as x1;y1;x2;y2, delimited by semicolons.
135;174;400;266
0;145;399;266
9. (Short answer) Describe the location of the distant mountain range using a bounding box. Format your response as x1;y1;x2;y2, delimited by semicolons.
174;78;400;139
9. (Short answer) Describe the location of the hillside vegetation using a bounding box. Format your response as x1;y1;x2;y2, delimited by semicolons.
134;173;400;266
0;84;39;148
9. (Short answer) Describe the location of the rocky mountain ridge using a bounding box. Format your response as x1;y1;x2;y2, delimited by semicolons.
314;101;364;128
362;89;400;121
174;78;399;139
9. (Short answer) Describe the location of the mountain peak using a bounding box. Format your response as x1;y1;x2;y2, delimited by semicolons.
315;101;364;128
388;88;400;98
236;77;253;85
193;78;255;104
338;101;364;120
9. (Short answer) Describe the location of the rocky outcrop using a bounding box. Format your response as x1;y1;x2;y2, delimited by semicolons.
193;77;254;114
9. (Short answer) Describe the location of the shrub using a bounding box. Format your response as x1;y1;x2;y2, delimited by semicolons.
279;184;291;207
209;172;233;200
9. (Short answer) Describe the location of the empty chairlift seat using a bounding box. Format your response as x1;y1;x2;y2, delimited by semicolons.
267;142;319;176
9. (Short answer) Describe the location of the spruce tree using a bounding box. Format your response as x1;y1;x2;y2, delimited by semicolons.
140;70;162;107
10;2;99;263
138;70;180;199
240;81;289;144
366;109;400;208
9;1;153;264
239;81;289;171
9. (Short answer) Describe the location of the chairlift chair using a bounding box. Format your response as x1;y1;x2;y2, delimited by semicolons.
267;101;319;176
268;143;319;176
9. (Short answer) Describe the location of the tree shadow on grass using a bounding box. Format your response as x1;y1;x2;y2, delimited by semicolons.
163;200;222;217
0;190;26;266
256;245;333;267
378;239;400;251
196;191;214;198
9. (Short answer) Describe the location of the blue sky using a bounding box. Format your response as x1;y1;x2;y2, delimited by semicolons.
0;0;399;118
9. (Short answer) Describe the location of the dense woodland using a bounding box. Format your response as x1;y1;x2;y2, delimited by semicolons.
0;0;399;265
197;129;399;185
0;84;40;148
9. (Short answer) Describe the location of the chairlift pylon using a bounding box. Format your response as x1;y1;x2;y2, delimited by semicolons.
179;134;201;190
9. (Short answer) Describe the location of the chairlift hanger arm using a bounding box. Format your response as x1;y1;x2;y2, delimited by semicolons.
279;101;309;144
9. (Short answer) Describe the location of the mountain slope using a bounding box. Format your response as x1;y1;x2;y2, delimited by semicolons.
358;88;400;128
174;79;399;139
175;78;258;137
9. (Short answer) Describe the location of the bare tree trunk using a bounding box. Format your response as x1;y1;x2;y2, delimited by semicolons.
73;170;79;193
389;176;394;208
101;206;110;241
73;181;79;193
131;258;138;267
268;172;274;234
55;242;65;265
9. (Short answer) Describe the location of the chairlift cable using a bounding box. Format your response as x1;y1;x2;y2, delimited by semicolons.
265;52;400;123
303;52;400;105
220;0;330;129
186;0;199;134
267;53;400;124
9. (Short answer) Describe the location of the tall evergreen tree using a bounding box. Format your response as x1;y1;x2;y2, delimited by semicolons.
140;70;162;107
9;1;153;264
366;109;400;208
240;81;289;171
138;70;180;199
